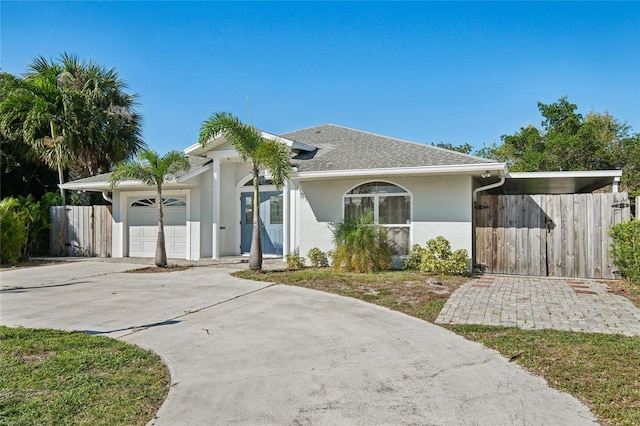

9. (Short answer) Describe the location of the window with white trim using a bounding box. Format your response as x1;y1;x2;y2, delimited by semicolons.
343;182;411;255
130;198;186;207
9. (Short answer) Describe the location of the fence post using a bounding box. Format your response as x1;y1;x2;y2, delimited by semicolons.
636;196;639;219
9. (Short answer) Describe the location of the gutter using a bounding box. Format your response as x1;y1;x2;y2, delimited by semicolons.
292;163;508;181
473;174;506;202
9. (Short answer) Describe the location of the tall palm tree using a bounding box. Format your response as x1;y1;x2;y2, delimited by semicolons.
199;112;290;270
56;53;144;179
0;57;72;204
0;54;144;204
110;149;190;267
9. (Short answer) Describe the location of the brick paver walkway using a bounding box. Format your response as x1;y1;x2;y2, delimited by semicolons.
435;275;640;336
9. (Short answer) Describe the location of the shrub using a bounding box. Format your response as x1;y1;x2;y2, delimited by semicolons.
413;236;469;275
404;244;426;270
0;197;27;264
307;247;329;268
331;210;391;273
610;219;640;284
285;254;306;269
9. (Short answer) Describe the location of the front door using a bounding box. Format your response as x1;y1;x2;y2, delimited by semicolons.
240;191;283;255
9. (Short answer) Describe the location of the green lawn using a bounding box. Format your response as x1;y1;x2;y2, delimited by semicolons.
237;268;640;426
0;326;170;426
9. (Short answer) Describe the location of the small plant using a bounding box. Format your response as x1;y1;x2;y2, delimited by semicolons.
331;210;391;273
407;236;469;275
610;219;640;284
307;247;329;267
285;254;306;269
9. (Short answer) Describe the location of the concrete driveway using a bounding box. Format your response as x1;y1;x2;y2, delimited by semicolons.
0;261;598;425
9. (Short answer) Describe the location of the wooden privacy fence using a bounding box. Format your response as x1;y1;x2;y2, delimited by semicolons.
50;205;112;257
474;193;631;279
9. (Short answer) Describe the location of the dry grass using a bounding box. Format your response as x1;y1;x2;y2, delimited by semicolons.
126;265;191;273
235;268;469;322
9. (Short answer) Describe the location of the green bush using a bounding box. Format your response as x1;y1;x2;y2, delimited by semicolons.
407;236;469;275
610;219;640;284
285;254;306;269
331;210;391;273
307;247;329;268
0;197;27;264
404;244;426;270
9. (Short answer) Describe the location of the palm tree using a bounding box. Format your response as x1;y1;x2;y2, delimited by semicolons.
110;149;190;267
0;53;144;204
56;53;144;179
199;112;290;270
0;57;72;204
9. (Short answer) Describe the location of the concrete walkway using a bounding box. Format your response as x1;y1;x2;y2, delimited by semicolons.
0;261;598;425
436;275;640;336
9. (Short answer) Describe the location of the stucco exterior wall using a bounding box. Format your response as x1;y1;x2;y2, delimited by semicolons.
198;169;213;258
295;175;474;260
111;190;124;258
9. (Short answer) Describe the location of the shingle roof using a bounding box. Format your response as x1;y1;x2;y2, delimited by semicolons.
62;155;210;185
281;124;497;173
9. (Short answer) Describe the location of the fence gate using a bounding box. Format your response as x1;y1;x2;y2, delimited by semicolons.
474;193;631;279
50;205;112;257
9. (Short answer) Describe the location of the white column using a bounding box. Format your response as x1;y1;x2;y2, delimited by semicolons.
212;158;221;259
282;181;290;257
613;178;620;193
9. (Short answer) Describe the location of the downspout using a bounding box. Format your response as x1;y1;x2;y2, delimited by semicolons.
102;191;113;203
472;170;506;274
473;174;506;202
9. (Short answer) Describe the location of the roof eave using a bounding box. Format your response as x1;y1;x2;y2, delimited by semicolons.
292;163;507;181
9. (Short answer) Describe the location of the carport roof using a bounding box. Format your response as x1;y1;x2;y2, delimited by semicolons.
492;171;623;195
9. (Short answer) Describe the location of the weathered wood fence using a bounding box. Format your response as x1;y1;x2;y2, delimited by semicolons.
474;193;631;279
50;205;112;257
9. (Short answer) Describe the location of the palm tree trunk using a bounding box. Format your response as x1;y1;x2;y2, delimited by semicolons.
249;165;262;270
51;121;66;205
155;190;167;267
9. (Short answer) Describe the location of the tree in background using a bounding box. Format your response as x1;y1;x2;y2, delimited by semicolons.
198;112;291;270
110;149;190;267
0;54;144;203
1;72;60;199
477;96;640;196
433;142;473;155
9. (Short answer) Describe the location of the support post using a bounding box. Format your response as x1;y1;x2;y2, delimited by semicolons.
212;158;221;259
282;181;290;257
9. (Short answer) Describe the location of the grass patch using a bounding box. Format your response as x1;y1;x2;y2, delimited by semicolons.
235;268;640;425
234;268;468;322
0;326;170;425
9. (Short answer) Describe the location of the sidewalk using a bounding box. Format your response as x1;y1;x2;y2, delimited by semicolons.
436;275;640;336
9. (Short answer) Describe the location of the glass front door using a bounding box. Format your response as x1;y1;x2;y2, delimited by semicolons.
240;191;283;255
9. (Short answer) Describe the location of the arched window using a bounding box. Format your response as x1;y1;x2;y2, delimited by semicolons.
343;181;411;255
130;197;186;207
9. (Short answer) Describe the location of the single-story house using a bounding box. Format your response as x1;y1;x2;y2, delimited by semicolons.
60;124;622;268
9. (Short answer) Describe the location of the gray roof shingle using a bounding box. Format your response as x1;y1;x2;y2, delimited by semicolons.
282;124;497;173
63;155;210;185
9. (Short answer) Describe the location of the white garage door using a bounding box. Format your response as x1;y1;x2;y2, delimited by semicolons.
128;197;187;259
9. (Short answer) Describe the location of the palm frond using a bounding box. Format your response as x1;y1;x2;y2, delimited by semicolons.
255;138;291;189
198;111;262;161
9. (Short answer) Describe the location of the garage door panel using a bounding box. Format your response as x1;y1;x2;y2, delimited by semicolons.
128;197;187;259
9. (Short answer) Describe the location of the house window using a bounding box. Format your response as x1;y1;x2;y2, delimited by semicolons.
270;195;283;224
344;182;411;255
130;198;186;207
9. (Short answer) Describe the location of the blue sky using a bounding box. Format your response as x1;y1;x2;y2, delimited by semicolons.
2;1;639;154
